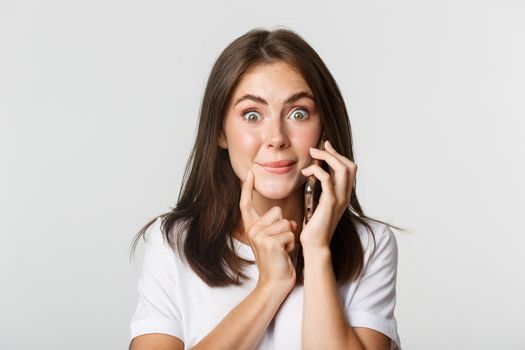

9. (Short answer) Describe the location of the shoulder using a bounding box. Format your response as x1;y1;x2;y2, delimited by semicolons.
142;217;171;252
143;216;189;247
130;217;187;345
345;218;401;349
354;218;398;267
141;217;187;267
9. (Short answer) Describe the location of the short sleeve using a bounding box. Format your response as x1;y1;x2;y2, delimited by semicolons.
347;224;402;350
129;218;184;344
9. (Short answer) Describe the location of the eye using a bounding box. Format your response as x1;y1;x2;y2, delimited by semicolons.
289;108;310;121
241;109;262;123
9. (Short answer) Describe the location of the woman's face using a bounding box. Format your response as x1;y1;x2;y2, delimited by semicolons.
219;61;322;199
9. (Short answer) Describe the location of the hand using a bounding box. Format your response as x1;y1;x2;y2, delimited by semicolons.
239;169;298;292
300;140;358;249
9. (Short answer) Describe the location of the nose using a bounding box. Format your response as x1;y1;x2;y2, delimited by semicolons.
264;117;290;150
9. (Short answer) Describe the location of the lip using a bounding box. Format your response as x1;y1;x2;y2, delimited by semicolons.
259;160;296;167
257;160;296;174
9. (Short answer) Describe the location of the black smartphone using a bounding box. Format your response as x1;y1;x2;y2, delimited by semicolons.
304;132;328;224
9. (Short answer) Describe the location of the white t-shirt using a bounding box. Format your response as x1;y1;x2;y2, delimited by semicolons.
129;217;402;350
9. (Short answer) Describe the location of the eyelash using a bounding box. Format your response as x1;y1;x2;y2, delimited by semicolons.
241;107;310;122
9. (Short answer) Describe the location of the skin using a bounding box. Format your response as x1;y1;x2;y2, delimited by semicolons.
219;61;392;349
131;61;392;349
219;61;322;242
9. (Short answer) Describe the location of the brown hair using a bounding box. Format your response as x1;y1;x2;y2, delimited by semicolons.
129;27;404;287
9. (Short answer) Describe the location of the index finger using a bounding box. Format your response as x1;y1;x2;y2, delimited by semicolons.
239;169;259;230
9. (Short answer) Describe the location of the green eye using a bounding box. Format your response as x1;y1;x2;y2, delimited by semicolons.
290;108;309;120
242;108;310;122
242;110;261;122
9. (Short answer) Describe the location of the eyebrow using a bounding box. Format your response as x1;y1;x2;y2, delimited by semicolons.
233;91;315;107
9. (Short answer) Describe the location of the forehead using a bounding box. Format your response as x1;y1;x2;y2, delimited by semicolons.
232;61;312;97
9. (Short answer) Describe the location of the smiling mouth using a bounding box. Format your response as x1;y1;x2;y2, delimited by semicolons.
258;163;296;174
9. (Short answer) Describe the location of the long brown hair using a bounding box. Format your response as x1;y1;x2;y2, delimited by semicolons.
129;27;404;287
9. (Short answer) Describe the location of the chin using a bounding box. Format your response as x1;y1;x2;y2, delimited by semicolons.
255;180;301;200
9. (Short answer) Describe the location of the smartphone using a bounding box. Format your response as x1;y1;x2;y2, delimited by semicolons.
304;132;328;224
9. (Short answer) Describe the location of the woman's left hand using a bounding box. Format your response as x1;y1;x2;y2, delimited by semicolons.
300;140;358;250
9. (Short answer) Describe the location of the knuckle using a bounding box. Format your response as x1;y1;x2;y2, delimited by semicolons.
246;225;255;237
271;239;282;250
278;220;291;232
252;233;262;246
249;224;260;235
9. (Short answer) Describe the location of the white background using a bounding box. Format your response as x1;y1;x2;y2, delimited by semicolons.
1;0;524;349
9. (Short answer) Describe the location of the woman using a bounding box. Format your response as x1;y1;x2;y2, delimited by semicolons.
129;27;403;350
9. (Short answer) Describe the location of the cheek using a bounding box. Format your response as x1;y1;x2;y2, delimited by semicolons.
292;128;322;166
227;133;259;173
222;119;253;149
294;128;322;150
229;130;259;154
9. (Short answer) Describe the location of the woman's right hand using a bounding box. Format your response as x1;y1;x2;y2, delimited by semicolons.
239;169;298;294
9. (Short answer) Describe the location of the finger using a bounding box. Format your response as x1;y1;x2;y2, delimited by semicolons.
263;231;296;253
308;146;347;190
301;164;337;206
290;220;297;232
257;219;292;237
324;140;358;196
324;140;356;169
239;169;259;230
259;206;284;226
247;206;284;241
